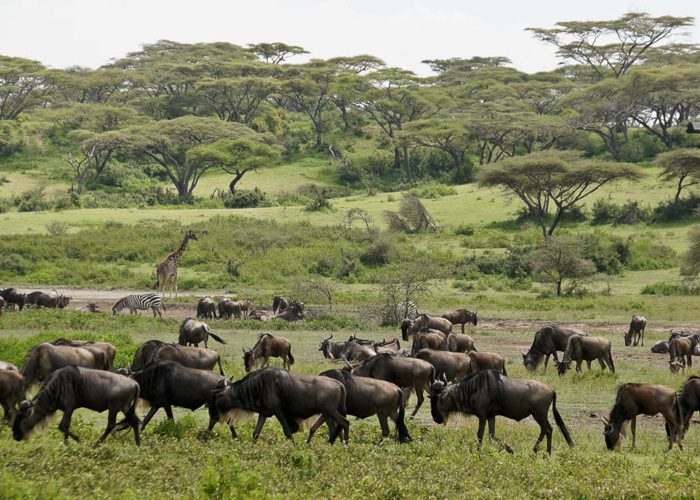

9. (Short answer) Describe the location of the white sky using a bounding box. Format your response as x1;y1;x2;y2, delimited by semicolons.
0;0;698;74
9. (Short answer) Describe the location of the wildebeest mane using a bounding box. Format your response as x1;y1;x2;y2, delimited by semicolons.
449;369;505;417
320;369;356;388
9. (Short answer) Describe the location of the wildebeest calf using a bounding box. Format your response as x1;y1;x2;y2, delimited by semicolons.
556;334;614;376
415;349;471;382
625;315;647;347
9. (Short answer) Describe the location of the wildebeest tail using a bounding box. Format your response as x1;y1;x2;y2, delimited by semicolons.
552;391;574;447
607;345;615;373
208;331;226;344
288;349;295;366
395;389;411;443
20;348;40;390
115;385;141;432
502;362;507;376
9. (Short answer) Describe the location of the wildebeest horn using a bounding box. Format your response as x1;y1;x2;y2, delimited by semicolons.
599;416;609;425
440;373;448;384
343;358;353;369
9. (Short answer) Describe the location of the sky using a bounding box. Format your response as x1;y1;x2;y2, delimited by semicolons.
0;0;699;75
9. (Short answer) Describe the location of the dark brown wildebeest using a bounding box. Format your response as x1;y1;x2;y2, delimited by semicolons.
24;290;71;309
444;332;477;353
178;318;226;348
625;315;647;347
351;353;435;417
214;366;350;444
13;366;140;445
467;351;507;375
430;370;574;454
669;333;699;372
415;349;471;382
651;340;670;354
319;369;410;444
677;376;700;438
196;297;217;319
131;340;225;375
347;334;374;347
272;295;289;315
217;297;235;319
52;339;117;372
0;360;19;372
243;333;295;371
220;299;252;319
441;309;478;333
0;288;25;311
602;383;682;451
410;330;446;356
0;370;24;421
128;361;233;436
273;300;304;321
522;325;588;372
22;343;108;389
401;314;452;341
555;335;615;376
319;334;376;363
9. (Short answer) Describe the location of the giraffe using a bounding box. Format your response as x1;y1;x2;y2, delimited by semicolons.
155;229;198;298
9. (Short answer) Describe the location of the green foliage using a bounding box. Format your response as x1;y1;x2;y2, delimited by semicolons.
682;225;700;278
653;196;700;222
641;281;700;295
219;188;268;209
408;183;457;199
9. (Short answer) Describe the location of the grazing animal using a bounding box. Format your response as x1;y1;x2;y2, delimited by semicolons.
651;340;670;354
112;293;165;318
602;383;682;451
319;369;411;444
430;370;573;454
555;335;615;375
178;318;226;348
272;295;289;315
677;376;700;438
196;297;217;319
127;361;233;435
466;351;507;376
444;332;477;353
522;325;588;372
155;229;197;298
402;314;452;341
214;367;350;444
24;290;71;309
243;334;295;371
410;330;446;356
217;298;234;319
351;353;435;417
52;339;117;372
625;315;647;347
441;309;478;333
273;300;305;321
13;366;140;445
0;370;25;421
22;343;108;389
0;360;19;372
415;349;471;382
669;333;699;372
131;340;225;375
0;288;25;311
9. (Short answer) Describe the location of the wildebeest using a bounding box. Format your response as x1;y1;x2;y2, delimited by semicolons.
625;315;647;347
444;332;477;353
555;335;615;376
247;309;269;321
402;314;452;341
351;353;435;417
430;370;573;454
52;339;117;372
410;330;446;356
219;299;252;319
466;351;507;376
677;376;700;438
131;340;225;375
441;309;478;333
347;334;375;347
243;333;295;371
272;295;289;315
0;288;24;311
0;370;24;421
214;367;350;444
273;300;304;321
0;296;4;315
0;360;19;372
217;297;235;320
128;361;233;435
651;340;670;354
178;318;226;348
522;325;588;372
22;343;108;389
13;366;140;445
319;334;376;363
196;297;217;319
24;290;71;309
669;333;699;372
319;369;410;444
415;349;471;382
601;383;682;451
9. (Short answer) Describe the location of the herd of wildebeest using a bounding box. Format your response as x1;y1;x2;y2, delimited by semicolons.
2;287;700;455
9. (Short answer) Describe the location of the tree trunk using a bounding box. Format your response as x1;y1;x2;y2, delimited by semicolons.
556;280;562;296
403;145;412;183
229;172;246;194
675;175;686;203
394;148;402;170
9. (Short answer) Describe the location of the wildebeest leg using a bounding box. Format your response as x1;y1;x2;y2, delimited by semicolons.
252;415;267;443
306;415;326;444
660;407;683;450
275;411;299;442
476;418;486;449
461;323;465;334
1;401;11;421
59;409;79;443
217;356;225;375
164;405;174;420
411;385;425;417
141;406;160;430
487;416;513;454
377;414;390;445
576;360;582;373
543;354;551;373
630;416;637;449
203;338;208;348
97;409;118;444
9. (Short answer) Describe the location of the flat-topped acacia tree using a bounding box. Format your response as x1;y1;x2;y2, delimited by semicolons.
478;150;642;237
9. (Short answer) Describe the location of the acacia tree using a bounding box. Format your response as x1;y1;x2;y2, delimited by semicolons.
530;236;597;296
247;42;308;64
64;131;124;194
478;150;642;237
0;56;55;120
656;148;700;202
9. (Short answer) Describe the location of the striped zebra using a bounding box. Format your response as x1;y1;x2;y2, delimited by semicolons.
396;300;418;321
112;293;165;318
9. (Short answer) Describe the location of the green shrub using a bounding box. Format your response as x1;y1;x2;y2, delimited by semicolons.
626;238;677;270
220;188;268;209
408;183;457;199
641;281;700;295
653;196;700;222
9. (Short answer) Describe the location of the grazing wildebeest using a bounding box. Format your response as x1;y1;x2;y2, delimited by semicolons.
410;330;446;356
272;295;289;315
128;361;233;435
52;339;117;372
131;340;225;375
178;318;226;348
214;367;350;444
466;351;507;376
677;376;700;438
0;288;24;311
319;369;411;444
522;325;588;372
430;370;573;454
625;315;647;347
13;366;140;445
273;300;304;321
22;343;108;389
0;370;25;421
441;309;478;333
243;333;295;371
602;383;682;451
669;333;699;372
444;332;477;353
555;335;615;375
351;353;435;417
220;299;252;319
196;297;217;319
415;349;471;382
402;314;452;341
24;290;71;309
0;360;19;372
651;340;670;354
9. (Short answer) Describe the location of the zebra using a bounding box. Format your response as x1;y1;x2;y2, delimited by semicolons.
112;293;165;318
396;300;418;321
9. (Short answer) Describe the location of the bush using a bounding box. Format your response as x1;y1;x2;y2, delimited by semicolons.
641;281;700;296
45;220;70;236
221;188;268;209
453;224;475;236
408;183;457;199
304;186;334;212
653;196;700;222
625;238;677;271
14;187;51;212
